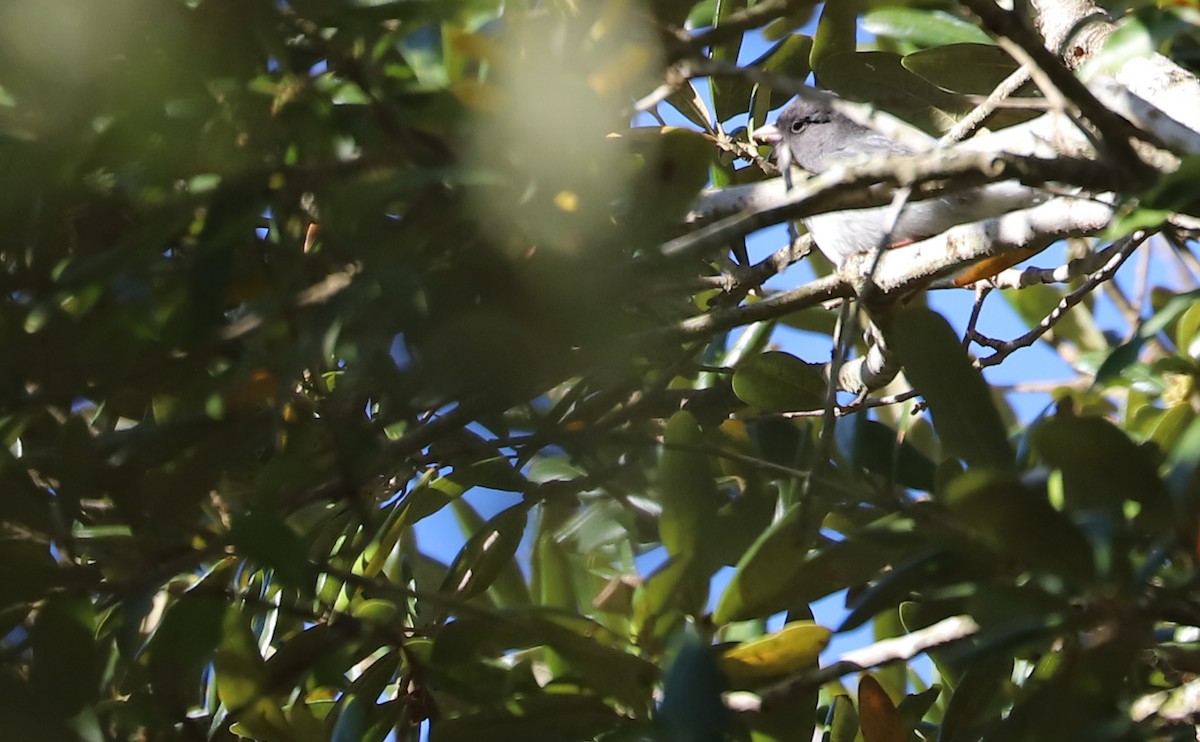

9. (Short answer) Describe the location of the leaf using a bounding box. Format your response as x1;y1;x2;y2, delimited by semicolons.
732;351;826;412
30;595;98;715
229;510;315;592
938;656;1013;741
836;415;936;492
632;554;692;647
434;607;657;707
815;51;970;133
214;608;291;740
811;0;858;78
625;128;713;244
1084;6;1196;78
945;469;1095;582
888;306;1014;469
715;509;915;624
857;674;905;742
1175;300;1200;358
902;44;1021;96
896;685;941;733
1030;416;1172;528
439;503;529;601
147;592;226;702
658;411;720;564
718;621;832;682
758;34;815;112
431;694;625;742
828;694;860;742
330;695;364;742
451;498;530;608
660;633;728;742
863;8;994;46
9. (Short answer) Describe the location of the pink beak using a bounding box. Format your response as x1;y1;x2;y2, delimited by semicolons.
752;123;782;144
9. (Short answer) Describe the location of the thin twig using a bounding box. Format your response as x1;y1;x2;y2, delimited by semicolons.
942;65;1035;144
975;233;1146;367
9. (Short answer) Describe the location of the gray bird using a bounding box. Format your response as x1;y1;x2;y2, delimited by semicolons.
754;97;1041;267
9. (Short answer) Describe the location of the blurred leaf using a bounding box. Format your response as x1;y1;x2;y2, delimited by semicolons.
718;620;831;682
1085;5;1199;77
938;656;1013;741
451;498;530;608
857;674;904;742
31;595;98;716
836;415;936;492
732;351;826;412
941;469;1095;584
439;503;529;601
716;509;914;623
659;411;720;567
230;510;315;593
434;607;656;707
432;694;626;742
889;306;1014;469
147;592;226;703
828;694;860;742
660;632;727;742
896;685;941;733
1032;416;1172;530
863;8;993;46
902;44;1021;96
811;0;859;79
816;51;969;133
330;695;364;742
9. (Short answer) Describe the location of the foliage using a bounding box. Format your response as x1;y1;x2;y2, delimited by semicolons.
1;0;1200;740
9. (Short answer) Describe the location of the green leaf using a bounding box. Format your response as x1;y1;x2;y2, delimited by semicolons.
816;51;969;133
888;306;1014;469
229;510;315;592
863;8;994;46
1084;6;1196;78
439;503;529;601
717;620;831;683
901;44;1019;96
836;415;936;492
896;685;941;733
431;694;625;742
451;498;530;608
811;0;859;78
658;411;720;563
660;633;728;742
147;592;226;701
30;595;98;715
330;695;364;742
715;509;915;624
828;694;860;742
632;555;692;647
1030;416;1171;528
755;34;815;113
941;469;1095;584
434;608;656;708
938;656;1013;741
732;351;826;412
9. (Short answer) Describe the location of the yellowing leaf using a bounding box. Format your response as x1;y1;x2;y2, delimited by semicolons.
718;621;831;680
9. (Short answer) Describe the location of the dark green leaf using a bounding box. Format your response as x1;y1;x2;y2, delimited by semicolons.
732;351;826;412
439;503;529;601
230;510;315;592
889;306;1014;469
863;8;993;46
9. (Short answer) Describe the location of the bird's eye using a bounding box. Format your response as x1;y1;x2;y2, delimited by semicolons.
790;121;805;133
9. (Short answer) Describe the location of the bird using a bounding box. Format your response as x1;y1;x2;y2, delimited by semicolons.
753;96;1043;273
